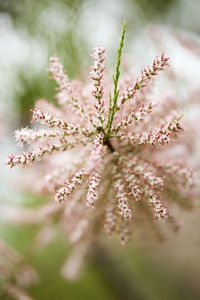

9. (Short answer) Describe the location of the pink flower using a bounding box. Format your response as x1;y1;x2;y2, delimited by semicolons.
7;21;197;260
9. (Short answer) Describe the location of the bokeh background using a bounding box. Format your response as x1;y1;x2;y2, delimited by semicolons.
0;0;200;299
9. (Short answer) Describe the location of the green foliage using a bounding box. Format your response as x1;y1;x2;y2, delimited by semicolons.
133;0;178;18
2;0;89;126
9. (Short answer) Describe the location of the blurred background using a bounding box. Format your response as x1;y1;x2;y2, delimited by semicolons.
0;0;200;299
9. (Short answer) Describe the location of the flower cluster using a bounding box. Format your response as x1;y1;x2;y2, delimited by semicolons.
126;116;183;146
85;172;101;207
117;52;170;108
15;127;61;145
6;21;198;285
7;145;60;168
54;169;88;203
90;46;106;125
31;109;91;136
113;102;155;133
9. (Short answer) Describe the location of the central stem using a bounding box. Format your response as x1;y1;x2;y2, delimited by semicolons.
103;137;115;152
106;20;126;136
97;127;115;152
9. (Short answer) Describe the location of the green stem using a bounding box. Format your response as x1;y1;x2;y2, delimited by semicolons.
106;20;126;137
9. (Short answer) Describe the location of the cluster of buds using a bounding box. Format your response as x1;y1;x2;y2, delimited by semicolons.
7;144;61;168
113;102;155;132
118;53;170;108
49;55;90;122
114;173;132;221
90;46;106;125
31;109;90;136
85;172;101;207
48;55;72;96
126;115;183;146
54;169;88;203
148;192;169;220
15;127;61;145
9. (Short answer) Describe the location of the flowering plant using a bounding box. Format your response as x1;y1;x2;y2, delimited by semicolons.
5;21;197;285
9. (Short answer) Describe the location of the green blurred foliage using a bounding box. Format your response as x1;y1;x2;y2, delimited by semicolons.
0;224;117;300
15;72;56;126
0;0;89;126
133;0;178;18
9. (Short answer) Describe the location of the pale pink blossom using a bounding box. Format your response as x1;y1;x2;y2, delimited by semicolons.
85;172;101;207
31;109;91;136
6;22;198;282
90;46;106;125
103;205;117;235
15;127;61;144
113;102;155;133
114;171;132;221
54;169;88;203
117;52;170;109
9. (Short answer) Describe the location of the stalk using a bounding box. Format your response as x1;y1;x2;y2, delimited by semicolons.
106;20;126;137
